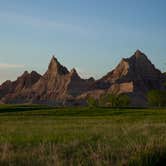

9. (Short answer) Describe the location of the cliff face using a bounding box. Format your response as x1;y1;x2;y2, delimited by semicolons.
0;50;165;106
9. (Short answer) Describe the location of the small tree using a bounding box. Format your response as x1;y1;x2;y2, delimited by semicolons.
164;80;166;89
106;94;118;107
100;93;130;107
147;90;166;107
87;97;98;108
118;94;130;107
163;72;166;88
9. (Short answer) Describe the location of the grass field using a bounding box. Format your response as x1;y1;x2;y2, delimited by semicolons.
0;105;166;166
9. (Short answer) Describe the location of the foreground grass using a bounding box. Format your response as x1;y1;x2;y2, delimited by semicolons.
0;105;166;165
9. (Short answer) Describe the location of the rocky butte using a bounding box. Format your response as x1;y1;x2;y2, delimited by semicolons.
0;50;165;106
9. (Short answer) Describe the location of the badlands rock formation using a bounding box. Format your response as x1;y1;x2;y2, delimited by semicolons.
0;71;41;103
0;50;165;106
78;50;165;106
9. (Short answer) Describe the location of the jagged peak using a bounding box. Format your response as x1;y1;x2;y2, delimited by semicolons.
87;77;95;82
46;55;69;76
19;71;41;78
133;49;147;59
135;49;143;54
70;68;81;79
22;71;29;77
120;58;127;63
15;71;41;83
1;80;12;86
30;70;40;76
50;55;58;63
70;68;77;74
119;50;147;64
49;55;60;67
4;80;12;83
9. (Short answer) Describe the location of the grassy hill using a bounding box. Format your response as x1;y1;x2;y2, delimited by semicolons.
0;105;166;165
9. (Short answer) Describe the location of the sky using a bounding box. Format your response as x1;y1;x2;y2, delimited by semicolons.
0;0;166;83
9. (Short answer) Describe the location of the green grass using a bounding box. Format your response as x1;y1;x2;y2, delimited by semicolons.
0;105;166;165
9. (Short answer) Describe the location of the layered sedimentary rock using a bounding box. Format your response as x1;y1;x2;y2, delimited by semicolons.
0;71;41;103
0;50;165;106
92;50;165;105
30;56;94;105
97;50;163;89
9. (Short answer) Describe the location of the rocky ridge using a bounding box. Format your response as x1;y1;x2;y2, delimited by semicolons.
0;50;165;106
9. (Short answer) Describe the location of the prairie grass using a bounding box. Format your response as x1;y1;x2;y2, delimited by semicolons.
0;105;166;165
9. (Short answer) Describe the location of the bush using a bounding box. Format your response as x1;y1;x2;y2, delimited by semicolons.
100;93;130;107
164;82;166;89
147;90;166;107
87;97;98;108
118;94;130;107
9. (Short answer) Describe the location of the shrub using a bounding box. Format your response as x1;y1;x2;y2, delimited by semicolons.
147;90;166;107
87;97;98;108
118;94;130;107
100;93;130;107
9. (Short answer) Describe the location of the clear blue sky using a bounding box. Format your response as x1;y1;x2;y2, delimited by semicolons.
0;0;166;83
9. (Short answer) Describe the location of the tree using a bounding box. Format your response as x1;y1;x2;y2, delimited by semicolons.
106;94;118;107
100;93;130;107
87;97;98;108
147;90;166;107
118;94;130;107
163;72;166;88
164;73;166;88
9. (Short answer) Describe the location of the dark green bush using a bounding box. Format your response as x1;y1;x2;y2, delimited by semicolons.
87;97;98;108
147;90;166;107
99;93;130;107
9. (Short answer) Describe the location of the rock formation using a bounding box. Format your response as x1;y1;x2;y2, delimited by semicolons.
0;71;41;103
97;50;163;88
0;56;94;105
0;50;165;106
92;50;165;106
32;56;94;105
